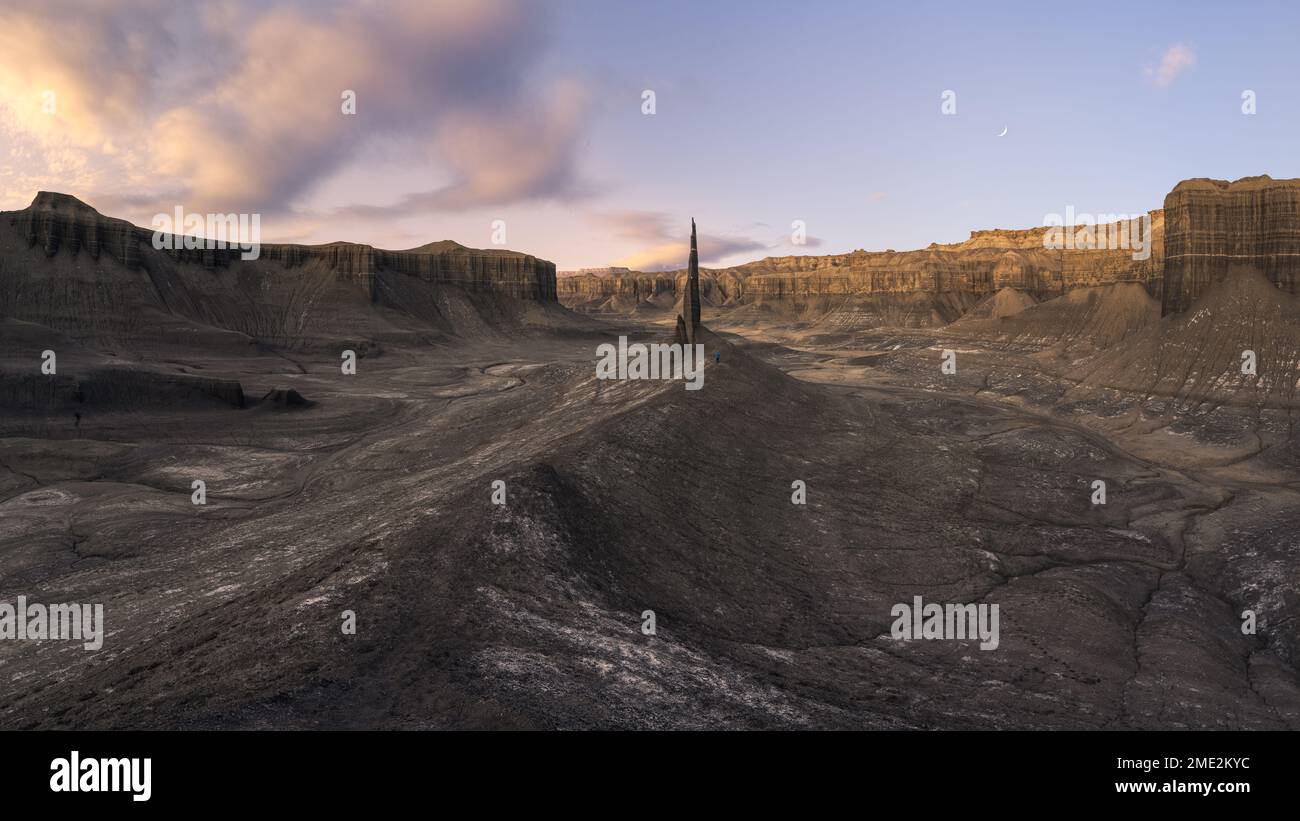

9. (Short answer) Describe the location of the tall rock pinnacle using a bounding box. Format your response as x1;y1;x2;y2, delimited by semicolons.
686;218;702;339
673;218;703;345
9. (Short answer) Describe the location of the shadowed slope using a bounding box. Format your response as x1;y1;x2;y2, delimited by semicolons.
9;330;1295;729
1076;271;1300;413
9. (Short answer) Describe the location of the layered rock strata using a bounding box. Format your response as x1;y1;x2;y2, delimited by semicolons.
0;193;560;351
1161;176;1300;315
10;193;557;303
560;212;1164;323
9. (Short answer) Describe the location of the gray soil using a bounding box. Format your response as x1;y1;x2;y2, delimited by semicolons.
3;297;1299;729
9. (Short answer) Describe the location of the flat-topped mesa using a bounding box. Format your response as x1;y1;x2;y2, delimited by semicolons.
1161;175;1300;315
253;241;558;301
5;193;557;302
561;211;1165;320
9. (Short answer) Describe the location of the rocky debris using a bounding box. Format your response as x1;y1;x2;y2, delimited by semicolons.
1161;175;1300;315
259;388;312;408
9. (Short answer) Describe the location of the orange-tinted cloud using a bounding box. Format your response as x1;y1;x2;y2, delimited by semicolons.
598;210;769;271
0;0;590;216
1144;43;1197;88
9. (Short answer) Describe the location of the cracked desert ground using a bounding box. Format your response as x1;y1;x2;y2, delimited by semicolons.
2;184;1300;729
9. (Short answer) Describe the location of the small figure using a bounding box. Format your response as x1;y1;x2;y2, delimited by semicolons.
714;351;720;364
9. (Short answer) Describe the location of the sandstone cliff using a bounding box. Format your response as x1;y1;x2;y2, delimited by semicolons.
0;192;561;351
565;176;1300;330
559;211;1164;326
12;192;556;301
1161;175;1300;315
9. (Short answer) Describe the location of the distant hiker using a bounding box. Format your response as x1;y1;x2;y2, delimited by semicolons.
714;351;720;363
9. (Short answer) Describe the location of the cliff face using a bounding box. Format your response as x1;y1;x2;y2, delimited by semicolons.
14;191;145;265
1161;175;1300;315
11;192;557;302
0;193;559;350
621;175;1297;328
559;211;1164;325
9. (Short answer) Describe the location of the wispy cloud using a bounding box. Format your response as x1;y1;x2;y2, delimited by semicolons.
596;210;768;271
0;0;592;217
1144;43;1196;88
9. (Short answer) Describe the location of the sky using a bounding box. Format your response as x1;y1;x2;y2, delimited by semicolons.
2;0;1298;271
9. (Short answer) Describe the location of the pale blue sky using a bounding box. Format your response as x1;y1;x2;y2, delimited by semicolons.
536;0;1299;267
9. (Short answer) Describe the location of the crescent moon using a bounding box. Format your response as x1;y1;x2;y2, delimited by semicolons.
997;126;1008;137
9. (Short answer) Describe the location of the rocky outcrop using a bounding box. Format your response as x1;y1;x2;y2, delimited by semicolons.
15;191;144;265
0;193;561;351
1161;175;1300;315
10;193;556;302
677;219;702;344
259;387;312;408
